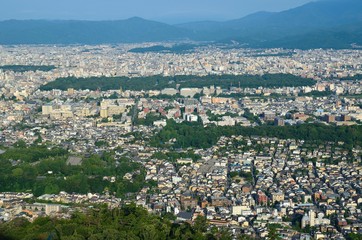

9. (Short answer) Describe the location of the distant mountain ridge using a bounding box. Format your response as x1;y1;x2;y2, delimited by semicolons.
0;0;361;48
177;0;362;48
0;18;190;44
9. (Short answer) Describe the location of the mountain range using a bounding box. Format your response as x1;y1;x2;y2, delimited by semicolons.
0;0;361;49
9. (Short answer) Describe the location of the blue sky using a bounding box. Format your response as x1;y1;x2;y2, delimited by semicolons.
1;0;314;23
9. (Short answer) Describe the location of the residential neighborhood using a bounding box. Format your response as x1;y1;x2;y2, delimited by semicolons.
0;44;361;239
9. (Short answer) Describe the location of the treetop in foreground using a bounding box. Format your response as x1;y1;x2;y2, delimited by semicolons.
0;204;231;240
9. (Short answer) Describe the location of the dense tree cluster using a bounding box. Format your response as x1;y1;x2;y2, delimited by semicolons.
129;44;196;53
134;113;166;126
340;74;362;81
297;91;334;97
0;204;235;240
151;151;201;163
0;145;146;197
40;74;315;91
0;65;55;72
0;142;67;163
151;120;362;149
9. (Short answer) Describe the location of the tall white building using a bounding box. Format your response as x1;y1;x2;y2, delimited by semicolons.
309;210;315;227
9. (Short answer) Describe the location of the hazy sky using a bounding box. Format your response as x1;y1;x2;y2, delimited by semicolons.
1;0;315;23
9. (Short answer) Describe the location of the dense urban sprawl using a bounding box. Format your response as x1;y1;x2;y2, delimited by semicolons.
0;44;362;239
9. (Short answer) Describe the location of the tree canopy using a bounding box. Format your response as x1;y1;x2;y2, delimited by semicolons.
40;74;315;91
0;65;55;73
0;204;233;240
151;120;362;149
0;145;146;198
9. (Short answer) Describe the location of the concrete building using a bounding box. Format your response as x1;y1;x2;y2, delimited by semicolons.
42;105;53;115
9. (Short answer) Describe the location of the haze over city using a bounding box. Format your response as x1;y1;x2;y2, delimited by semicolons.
1;0;314;23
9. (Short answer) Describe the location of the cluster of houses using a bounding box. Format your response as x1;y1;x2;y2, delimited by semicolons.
124;135;362;239
0;191;121;223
